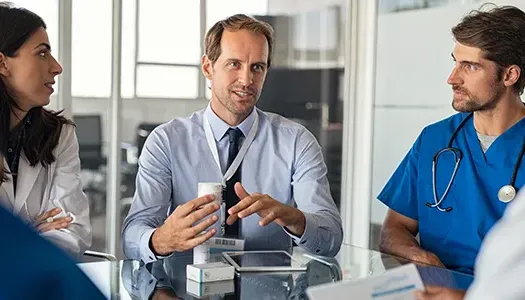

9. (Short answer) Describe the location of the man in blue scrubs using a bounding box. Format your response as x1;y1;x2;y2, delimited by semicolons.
378;5;525;275
0;203;104;299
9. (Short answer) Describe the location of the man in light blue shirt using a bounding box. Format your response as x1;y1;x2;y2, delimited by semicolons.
122;14;342;263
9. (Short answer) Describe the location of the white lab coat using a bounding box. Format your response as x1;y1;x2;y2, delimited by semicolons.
0;124;91;256
465;188;525;299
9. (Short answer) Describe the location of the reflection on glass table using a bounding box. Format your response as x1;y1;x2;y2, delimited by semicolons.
78;244;474;299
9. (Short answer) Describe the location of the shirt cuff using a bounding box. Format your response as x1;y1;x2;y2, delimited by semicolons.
140;228;171;263
282;213;321;253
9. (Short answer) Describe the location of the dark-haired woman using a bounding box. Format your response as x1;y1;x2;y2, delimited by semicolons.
0;3;90;256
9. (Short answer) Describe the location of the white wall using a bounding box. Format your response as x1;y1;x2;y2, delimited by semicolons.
371;0;525;224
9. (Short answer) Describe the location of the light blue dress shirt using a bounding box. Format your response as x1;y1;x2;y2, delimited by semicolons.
122;105;343;263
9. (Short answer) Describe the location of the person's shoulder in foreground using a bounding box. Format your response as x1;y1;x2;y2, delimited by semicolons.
0;204;105;300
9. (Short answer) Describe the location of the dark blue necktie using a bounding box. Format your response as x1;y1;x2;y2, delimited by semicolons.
225;127;243;237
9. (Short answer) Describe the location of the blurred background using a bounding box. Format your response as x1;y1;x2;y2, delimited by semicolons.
12;0;520;259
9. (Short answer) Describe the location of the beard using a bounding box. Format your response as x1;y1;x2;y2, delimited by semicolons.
215;86;259;116
451;83;505;113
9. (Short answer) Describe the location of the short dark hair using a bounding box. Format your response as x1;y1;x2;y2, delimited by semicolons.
452;4;525;94
204;14;274;68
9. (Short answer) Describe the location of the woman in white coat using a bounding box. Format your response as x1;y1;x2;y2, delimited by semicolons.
0;3;91;256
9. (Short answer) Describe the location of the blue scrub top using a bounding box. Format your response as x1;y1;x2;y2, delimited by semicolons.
378;113;525;275
0;204;105;299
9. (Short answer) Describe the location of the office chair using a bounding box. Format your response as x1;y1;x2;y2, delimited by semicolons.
74;115;106;171
73;115;107;217
136;123;161;158
118;122;162;211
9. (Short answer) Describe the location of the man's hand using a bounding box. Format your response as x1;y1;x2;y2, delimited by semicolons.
414;286;466;300
151;195;220;256
35;208;73;233
227;183;306;236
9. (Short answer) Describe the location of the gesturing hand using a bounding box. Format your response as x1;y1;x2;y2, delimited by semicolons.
226;183;306;236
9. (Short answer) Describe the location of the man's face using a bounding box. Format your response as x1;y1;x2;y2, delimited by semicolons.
202;29;269;118
447;42;506;112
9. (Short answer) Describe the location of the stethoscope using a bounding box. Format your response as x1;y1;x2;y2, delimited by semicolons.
426;113;525;212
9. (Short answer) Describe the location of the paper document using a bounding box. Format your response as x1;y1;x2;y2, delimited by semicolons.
306;263;424;300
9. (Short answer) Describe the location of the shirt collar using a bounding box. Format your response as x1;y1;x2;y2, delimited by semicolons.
204;104;256;142
9;110;32;141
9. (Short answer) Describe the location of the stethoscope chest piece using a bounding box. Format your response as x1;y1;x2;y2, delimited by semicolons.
498;185;517;203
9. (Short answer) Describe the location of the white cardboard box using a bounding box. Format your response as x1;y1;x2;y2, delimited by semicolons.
186;279;235;298
186;262;235;283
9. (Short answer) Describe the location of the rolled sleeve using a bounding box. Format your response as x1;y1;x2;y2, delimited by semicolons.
290;129;343;257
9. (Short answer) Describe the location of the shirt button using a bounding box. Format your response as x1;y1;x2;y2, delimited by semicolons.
316;249;320;253
7;148;13;153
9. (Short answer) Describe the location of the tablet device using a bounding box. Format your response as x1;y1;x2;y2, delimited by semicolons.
222;250;307;272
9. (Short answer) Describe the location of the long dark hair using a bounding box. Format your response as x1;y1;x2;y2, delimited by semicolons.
0;2;73;184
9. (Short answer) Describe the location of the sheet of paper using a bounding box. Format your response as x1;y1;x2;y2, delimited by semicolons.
306;263;425;300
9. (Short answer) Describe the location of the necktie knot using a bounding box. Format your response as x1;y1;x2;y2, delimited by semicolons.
227;127;243;144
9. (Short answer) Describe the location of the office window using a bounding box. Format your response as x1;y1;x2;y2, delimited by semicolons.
72;0;112;98
70;0;136;98
67;0;268;100
121;0;136;98
138;0;200;65
136;65;199;99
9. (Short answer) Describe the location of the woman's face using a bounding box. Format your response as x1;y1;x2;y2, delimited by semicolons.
0;27;62;111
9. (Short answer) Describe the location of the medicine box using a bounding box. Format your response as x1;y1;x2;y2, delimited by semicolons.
186;278;235;298
186;262;235;283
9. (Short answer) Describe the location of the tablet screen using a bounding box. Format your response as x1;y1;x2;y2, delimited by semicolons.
229;252;293;267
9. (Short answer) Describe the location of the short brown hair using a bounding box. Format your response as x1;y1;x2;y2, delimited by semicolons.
452;5;525;94
204;14;274;68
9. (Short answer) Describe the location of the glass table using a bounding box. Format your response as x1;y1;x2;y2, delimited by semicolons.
79;244;474;299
